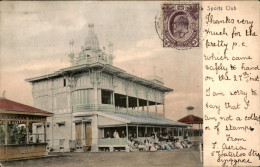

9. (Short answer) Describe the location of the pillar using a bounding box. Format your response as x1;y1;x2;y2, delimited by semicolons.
155;102;157;114
147;101;149;112
136;125;138;138
112;92;115;105
113;92;115;112
126;124;128;139
91;114;98;152
137;98;139;111
126;95;129;111
4;120;7;145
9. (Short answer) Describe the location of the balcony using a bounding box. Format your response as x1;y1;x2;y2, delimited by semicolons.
72;104;164;118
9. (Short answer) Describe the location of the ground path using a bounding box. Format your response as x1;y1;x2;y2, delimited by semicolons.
2;149;202;167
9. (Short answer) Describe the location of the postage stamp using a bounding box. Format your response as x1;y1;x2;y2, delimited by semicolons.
162;3;199;48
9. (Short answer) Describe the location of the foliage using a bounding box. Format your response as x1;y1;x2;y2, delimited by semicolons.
7;123;27;144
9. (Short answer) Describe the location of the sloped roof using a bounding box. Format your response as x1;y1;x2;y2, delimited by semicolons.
101;111;190;127
178;115;203;124
26;63;173;92
0;98;53;116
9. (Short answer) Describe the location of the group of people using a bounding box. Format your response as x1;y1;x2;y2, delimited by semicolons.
127;132;192;152
105;130;126;139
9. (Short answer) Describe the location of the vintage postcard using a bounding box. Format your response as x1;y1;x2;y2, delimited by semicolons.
0;1;259;167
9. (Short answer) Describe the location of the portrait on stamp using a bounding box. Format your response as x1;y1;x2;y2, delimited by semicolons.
162;4;199;48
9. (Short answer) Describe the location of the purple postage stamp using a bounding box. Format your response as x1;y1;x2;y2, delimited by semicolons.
162;3;199;48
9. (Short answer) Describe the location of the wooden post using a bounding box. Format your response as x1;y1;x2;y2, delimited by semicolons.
113;92;115;112
26;117;29;144
126;95;129;111
4;120;8;145
155;102;157;114
136;125;138;138
126;124;128;139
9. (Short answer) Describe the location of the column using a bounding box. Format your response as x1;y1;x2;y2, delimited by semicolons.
136;125;138;138
126;95;129;111
4;120;7;145
112;92;115;105
137;98;139;111
146;100;149;116
91;114;98;152
155;102;157;114
113;92;115;112
126;124;128;139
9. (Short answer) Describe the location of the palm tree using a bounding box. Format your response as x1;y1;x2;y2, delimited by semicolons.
186;106;194;115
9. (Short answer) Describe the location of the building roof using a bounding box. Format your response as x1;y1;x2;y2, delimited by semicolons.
101;111;190;127
178;115;203;124
26;62;173;92
0;98;53;117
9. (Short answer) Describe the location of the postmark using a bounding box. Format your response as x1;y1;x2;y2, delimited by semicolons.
162;3;199;48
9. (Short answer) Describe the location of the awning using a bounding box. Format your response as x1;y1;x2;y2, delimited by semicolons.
100;111;191;127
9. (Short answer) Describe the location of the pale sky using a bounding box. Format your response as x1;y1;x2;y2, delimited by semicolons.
0;1;202;121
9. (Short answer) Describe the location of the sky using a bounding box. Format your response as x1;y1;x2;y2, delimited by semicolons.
0;1;202;121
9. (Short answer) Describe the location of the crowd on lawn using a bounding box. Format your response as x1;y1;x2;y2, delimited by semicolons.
126;132;193;152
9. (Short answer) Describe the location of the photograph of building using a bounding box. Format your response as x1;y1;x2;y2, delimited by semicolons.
26;24;190;152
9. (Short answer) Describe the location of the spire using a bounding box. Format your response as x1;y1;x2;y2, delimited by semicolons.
84;23;100;51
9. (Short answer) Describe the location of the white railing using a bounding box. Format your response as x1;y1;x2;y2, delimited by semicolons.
98;138;128;146
73;104;164;118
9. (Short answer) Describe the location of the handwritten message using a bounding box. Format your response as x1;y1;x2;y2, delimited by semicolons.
203;2;260;167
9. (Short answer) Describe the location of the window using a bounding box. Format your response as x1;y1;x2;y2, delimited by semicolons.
138;126;145;137
179;128;183;136
146;127;153;137
63;79;66;87
173;128;178;136
101;90;112;104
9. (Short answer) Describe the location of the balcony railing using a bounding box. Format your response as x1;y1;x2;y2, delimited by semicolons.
73;104;164;118
98;138;128;146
